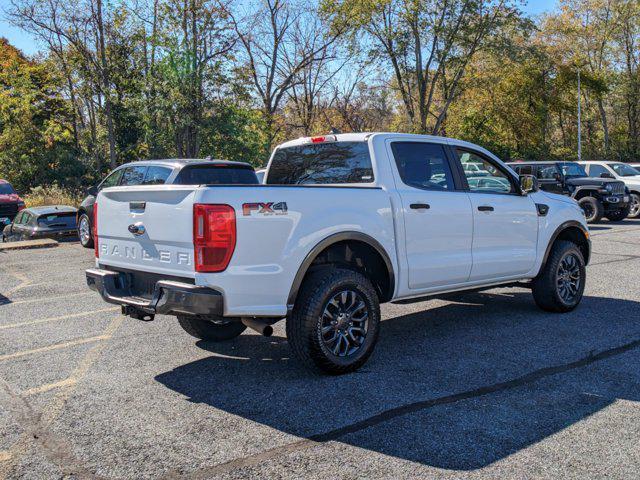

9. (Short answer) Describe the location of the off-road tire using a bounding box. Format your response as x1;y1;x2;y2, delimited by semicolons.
605;204;630;222
532;240;586;313
177;315;246;341
578;196;603;223
78;213;94;248
287;268;380;375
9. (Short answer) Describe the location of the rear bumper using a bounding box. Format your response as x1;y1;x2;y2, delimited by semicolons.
85;268;223;317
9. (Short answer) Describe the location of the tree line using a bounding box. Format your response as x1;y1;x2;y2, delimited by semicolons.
0;0;638;192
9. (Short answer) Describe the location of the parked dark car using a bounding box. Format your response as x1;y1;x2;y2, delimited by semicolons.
508;161;630;223
0;179;26;227
77;159;259;248
2;206;78;242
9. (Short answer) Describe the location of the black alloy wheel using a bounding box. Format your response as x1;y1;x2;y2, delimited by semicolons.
320;289;369;357
556;252;582;305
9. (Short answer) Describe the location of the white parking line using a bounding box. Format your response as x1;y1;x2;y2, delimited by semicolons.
1;291;93;306
22;378;78;396
0;335;111;362
0;307;118;330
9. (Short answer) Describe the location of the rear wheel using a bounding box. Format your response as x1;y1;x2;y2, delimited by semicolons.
628;193;640;219
532;240;586;313
78;213;94;248
177;315;246;341
578;196;603;223
287;268;380;375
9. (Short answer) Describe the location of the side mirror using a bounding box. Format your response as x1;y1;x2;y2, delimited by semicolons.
600;172;614;179
520;174;539;194
553;172;562;181
87;186;98;197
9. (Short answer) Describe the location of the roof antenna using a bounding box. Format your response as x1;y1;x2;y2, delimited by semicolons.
329;127;342;135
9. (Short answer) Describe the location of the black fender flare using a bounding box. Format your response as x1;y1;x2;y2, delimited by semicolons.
286;231;396;308
540;221;591;269
571;186;601;200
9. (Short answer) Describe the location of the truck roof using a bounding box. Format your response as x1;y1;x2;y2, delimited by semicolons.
276;132;498;151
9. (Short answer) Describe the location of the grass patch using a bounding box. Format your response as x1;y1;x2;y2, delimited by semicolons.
23;184;83;208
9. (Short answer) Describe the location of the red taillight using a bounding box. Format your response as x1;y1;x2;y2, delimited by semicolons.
93;203;99;258
193;204;236;272
310;134;336;144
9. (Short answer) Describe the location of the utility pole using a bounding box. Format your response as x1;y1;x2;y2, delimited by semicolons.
577;69;582;162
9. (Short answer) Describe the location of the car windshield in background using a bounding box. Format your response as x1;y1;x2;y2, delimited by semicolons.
174;165;259;185
267;142;374;185
609;163;640;177
37;212;77;228
559;163;587;177
0;183;16;194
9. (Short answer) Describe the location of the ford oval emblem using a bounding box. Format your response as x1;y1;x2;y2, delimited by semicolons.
128;223;146;236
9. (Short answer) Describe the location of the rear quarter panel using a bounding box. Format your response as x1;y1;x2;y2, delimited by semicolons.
193;186;397;317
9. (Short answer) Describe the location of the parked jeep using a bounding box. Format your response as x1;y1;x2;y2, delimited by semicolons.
508;161;629;223
577;161;640;219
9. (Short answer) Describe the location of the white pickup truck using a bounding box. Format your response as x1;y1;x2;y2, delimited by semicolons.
86;133;590;374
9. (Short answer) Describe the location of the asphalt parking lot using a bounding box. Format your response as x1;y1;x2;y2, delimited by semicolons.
1;221;640;479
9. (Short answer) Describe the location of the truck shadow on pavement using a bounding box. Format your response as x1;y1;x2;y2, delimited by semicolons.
156;291;640;470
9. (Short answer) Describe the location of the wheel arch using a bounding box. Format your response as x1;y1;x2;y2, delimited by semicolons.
287;232;395;309
540;221;591;271
573;188;594;200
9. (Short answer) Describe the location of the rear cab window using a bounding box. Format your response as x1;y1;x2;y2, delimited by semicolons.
266;141;374;185
174;165;259;185
143;166;172;185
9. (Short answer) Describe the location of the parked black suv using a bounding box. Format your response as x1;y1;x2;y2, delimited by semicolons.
508;161;630;223
77;159;259;248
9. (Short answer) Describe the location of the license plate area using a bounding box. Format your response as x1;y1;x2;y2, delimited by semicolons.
101;265;195;299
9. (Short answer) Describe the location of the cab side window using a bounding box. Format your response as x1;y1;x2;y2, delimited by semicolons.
120;166;148;186
537;166;560;180
390;142;455;191
587;164;609;177
457;149;515;194
515;164;533;175
99;169;124;190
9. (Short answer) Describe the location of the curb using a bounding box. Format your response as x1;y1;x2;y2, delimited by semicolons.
0;239;59;251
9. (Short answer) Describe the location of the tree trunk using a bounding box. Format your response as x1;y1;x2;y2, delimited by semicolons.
95;0;117;169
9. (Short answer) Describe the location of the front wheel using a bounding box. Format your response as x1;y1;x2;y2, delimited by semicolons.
628;193;640;219
177;315;246;341
532;240;586;313
287;268;381;375
578;196;603;223
78;213;94;248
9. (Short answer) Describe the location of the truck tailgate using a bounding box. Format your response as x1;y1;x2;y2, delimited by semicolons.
96;186;197;276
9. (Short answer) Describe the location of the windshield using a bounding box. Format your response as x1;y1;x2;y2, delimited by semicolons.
0;183;16;195
267;141;374;185
609;163;640;177
174;165;259;185
37;212;77;228
559;163;587;177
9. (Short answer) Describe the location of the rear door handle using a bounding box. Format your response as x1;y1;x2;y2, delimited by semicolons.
477;205;494;212
410;203;430;210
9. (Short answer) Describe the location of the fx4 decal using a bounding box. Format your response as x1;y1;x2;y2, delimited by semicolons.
242;202;288;216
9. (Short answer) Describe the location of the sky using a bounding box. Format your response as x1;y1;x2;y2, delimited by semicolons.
0;0;559;57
